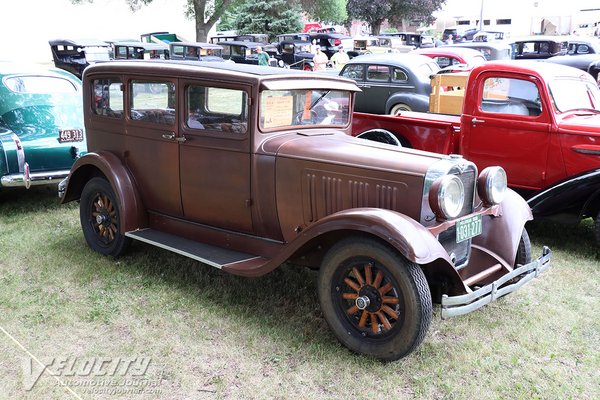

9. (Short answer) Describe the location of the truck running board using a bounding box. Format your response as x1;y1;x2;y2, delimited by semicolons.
125;228;265;269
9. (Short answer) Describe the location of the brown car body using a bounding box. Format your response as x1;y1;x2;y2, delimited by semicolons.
59;60;550;360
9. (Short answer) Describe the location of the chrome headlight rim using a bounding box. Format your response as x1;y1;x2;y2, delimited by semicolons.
429;174;465;220
478;166;507;206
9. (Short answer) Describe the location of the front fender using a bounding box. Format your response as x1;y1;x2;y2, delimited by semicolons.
297;207;453;265
61;151;147;232
527;169;600;221
386;93;430;113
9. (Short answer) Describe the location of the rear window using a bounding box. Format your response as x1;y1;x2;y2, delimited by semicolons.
4;76;78;94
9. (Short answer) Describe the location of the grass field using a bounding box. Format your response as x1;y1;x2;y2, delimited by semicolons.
0;186;598;399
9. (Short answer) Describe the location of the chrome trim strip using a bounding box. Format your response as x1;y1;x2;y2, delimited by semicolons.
441;246;552;319
1;170;71;187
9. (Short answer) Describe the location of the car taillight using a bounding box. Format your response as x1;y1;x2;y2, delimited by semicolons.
333;39;341;46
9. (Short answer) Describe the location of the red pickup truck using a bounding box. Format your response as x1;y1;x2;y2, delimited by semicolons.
353;61;600;244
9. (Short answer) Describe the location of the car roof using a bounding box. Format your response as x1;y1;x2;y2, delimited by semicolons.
346;53;438;68
412;47;486;59
49;38;111;47
219;41;263;48
83;60;360;89
0;62;81;81
112;41;168;50
472;60;595;81
171;41;223;49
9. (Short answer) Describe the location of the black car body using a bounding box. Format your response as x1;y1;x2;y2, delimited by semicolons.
169;42;225;62
275;40;314;70
509;36;568;60
338;53;439;114
112;41;169;60
308;33;354;58
545;53;600;81
49;39;112;78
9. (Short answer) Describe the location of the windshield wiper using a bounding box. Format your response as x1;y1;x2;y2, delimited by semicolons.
309;90;331;110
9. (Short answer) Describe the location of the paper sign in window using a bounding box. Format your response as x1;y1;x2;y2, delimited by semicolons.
263;95;294;128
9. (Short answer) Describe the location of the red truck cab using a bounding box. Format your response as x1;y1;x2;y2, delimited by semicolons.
353;61;600;243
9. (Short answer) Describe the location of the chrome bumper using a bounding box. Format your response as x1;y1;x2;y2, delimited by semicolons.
1;170;71;188
441;246;552;319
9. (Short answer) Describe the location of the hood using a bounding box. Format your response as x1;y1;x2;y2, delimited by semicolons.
557;113;600;135
262;131;442;176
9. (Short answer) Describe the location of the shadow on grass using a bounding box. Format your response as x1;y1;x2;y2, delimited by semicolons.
526;218;599;259
0;185;64;216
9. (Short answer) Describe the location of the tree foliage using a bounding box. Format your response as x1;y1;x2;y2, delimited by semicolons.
347;0;446;35
299;0;348;24
224;0;303;36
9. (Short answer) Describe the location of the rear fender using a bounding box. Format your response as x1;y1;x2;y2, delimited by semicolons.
385;93;429;113
61;151;147;232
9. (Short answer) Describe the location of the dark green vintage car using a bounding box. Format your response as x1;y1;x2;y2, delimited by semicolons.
0;63;86;189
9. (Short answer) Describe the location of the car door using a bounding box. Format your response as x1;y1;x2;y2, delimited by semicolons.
461;73;552;190
341;64;369;111
124;77;182;216
178;79;253;234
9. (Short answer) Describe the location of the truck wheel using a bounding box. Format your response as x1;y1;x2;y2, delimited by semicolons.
318;237;432;361
389;103;412;115
80;177;131;257
514;228;532;266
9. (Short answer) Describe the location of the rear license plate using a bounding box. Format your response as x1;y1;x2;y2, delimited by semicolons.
58;129;84;143
456;214;482;243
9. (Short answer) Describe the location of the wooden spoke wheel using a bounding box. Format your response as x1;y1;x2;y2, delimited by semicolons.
318;236;432;361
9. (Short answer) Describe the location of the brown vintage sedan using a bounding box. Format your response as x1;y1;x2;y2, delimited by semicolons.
59;60;551;360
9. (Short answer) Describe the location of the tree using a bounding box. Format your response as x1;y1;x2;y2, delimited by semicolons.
346;0;446;35
228;0;303;37
299;0;348;25
73;0;236;42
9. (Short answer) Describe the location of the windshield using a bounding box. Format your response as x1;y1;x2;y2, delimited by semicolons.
259;89;351;130
548;78;600;113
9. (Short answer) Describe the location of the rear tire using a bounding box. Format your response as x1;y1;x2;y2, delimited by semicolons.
80;177;131;257
389;103;412;115
318;237;432;361
595;211;600;246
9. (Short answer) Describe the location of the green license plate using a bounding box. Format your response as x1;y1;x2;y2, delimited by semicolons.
456;214;482;243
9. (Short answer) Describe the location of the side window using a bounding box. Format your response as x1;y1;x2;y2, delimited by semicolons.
341;64;364;80
171;45;185;58
391;67;408;82
367;65;390;82
92;78;123;118
433;56;451;68
480;77;542;116
129;80;176;125
186;85;248;134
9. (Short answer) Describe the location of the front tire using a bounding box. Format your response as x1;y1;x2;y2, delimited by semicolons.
318;237;432;361
595;210;600;246
80;177;131;257
514;228;532;266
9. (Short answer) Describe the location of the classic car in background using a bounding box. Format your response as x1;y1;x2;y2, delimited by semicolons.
442;41;513;60
509;36;568;60
545;53;600;81
273;40;314;70
338;53;439;114
376;36;415;53
169;42;225;62
0;63;85;189
111;41;169;60
412;47;486;70
442;26;478;42
219;41;277;64
472;31;505;42
347;36;390;58
49;39;112;78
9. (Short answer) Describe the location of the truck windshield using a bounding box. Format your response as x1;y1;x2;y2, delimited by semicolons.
259;89;351;130
548;78;600;113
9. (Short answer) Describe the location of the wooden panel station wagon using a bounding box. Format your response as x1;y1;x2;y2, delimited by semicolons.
59;60;551;360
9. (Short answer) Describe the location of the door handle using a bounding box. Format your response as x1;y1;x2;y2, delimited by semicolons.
472;118;485;125
175;135;187;143
161;133;175;140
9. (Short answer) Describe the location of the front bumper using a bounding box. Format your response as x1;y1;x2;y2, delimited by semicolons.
1;169;71;189
441;246;552;319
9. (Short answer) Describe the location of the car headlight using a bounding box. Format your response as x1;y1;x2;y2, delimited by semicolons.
429;175;465;220
477;166;507;206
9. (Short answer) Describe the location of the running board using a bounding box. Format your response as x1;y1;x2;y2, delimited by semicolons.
125;228;265;269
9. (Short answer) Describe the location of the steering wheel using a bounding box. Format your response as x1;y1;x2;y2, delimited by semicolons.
294;110;318;125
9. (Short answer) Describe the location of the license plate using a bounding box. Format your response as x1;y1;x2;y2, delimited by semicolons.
456;214;482;243
58;129;84;143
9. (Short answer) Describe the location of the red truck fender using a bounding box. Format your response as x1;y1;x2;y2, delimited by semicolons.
60;151;147;232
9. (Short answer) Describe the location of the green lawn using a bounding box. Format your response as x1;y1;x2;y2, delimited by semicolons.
0;187;598;399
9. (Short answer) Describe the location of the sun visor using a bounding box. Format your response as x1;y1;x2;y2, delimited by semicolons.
261;78;360;92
